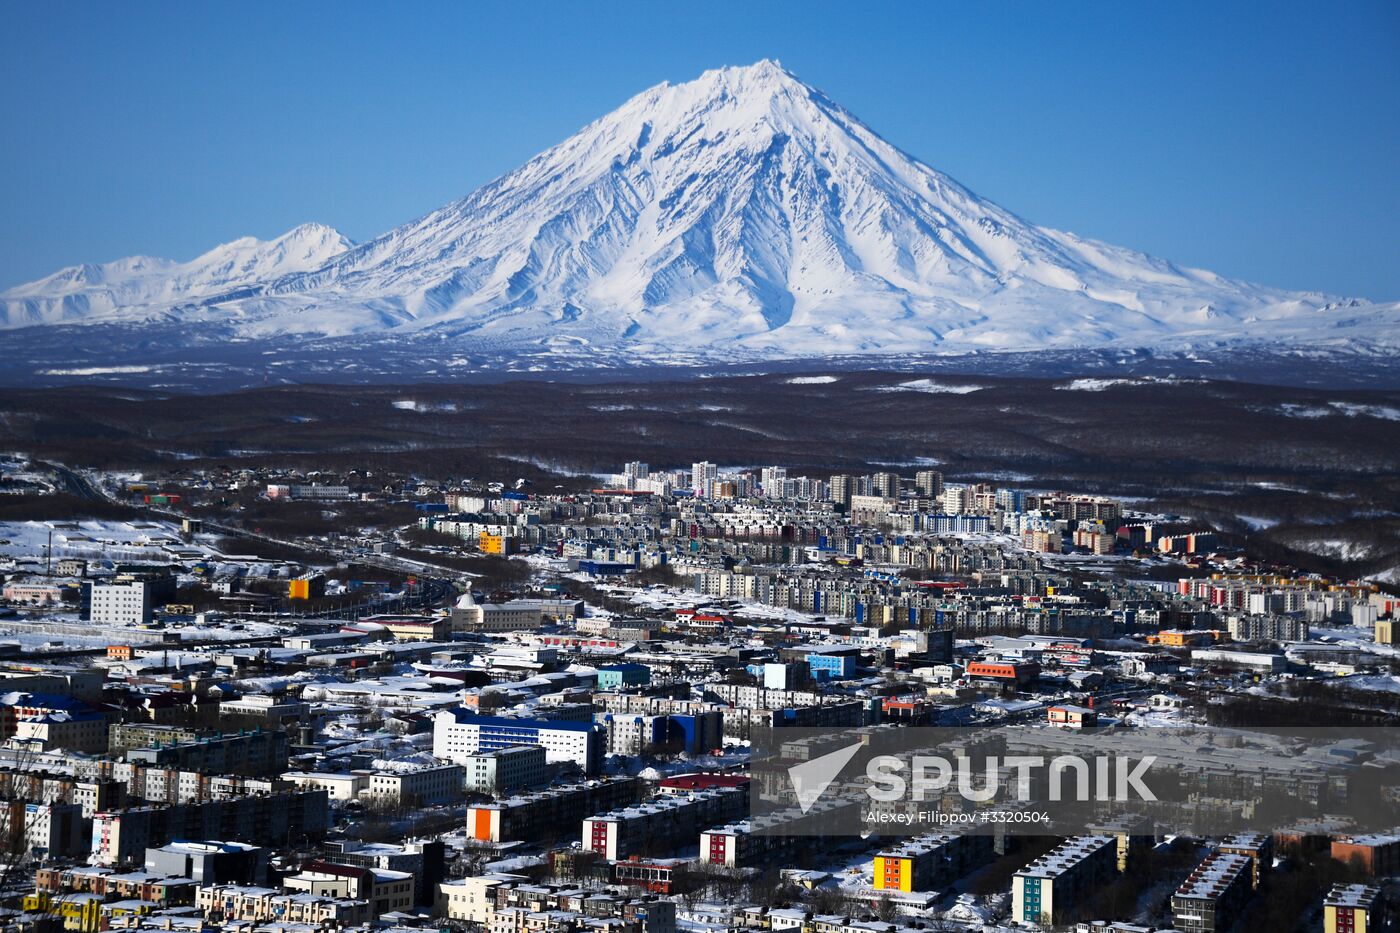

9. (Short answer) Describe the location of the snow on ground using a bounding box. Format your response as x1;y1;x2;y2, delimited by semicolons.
517;552;571;573
1307;625;1400;659
1056;376;1195;391
1334;674;1400;694
1286;538;1380;561
1369;565;1400;585
870;456;944;467
1057;378;1135;391
870;378;985;394
231;670;329;693
1328;402;1400;421
785;375;840;384
1276;401;1400;421
0;518;184;558
0;519;258;577
36;365;158;376
495;455;603;479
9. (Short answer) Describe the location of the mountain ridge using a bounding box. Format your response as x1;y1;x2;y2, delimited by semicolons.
0;222;353;328
2;60;1395;361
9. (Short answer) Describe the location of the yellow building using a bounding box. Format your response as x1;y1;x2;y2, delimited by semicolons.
873;854;913;892
479;532;518;555
1325;884;1382;933
1377;618;1396;646
1089;814;1156;871
1218;833;1271;889
23;891;103;932
874;833;991;893
288;574;325;600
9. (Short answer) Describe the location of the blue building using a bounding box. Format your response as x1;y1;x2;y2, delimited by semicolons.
806;648;858;681
595;662;651;690
434;710;607;774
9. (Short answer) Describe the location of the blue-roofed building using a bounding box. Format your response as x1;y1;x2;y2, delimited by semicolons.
433;709;606;774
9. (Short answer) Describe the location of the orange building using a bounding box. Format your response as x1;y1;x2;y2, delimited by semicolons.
288;574;325;600
1047;704;1097;728
479;532;518;555
1332;836;1400;876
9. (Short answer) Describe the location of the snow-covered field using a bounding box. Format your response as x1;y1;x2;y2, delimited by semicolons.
870;379;986;395
0;518;245;569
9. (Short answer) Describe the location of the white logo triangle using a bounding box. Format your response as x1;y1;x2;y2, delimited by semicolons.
788;742;862;813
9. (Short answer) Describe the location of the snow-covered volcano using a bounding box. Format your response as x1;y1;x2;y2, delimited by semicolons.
2;60;1395;362
0;222;353;328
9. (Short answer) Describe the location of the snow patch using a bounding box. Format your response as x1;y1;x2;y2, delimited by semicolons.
873;379;985;395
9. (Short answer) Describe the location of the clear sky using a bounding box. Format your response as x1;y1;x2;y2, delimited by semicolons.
2;1;1397;299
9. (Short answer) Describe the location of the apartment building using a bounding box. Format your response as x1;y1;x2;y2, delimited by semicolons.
142;840;269;885
0;692;102;743
487;882;677;933
282;860;414;917
120;728;289;776
364;763;463;806
439;875;519;924
1332;835;1400;876
1324;884;1386;933
1171;850;1253;933
110;764;281;806
34;865;200;907
320;839;445;908
434;709;607;774
195;884;370;926
451;593;547;633
0;767;123;818
700;818;802;869
0;800;85;856
873;832;994;893
80;580;152;625
90;790;330;866
467;778;644;844
582;787;747;860
216;693;310;725
1218;833;1272;889
1011;835;1117;926
461;744;549;794
280;770;365;801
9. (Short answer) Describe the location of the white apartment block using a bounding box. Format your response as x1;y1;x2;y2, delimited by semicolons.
365;764;463;806
84;580;151;625
433;710;606;774
461;745;548;794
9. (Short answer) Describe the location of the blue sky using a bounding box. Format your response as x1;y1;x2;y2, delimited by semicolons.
2;1;1397;299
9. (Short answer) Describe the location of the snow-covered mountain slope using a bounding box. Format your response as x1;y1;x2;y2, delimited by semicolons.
2;61;1395;360
0;223;352;328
